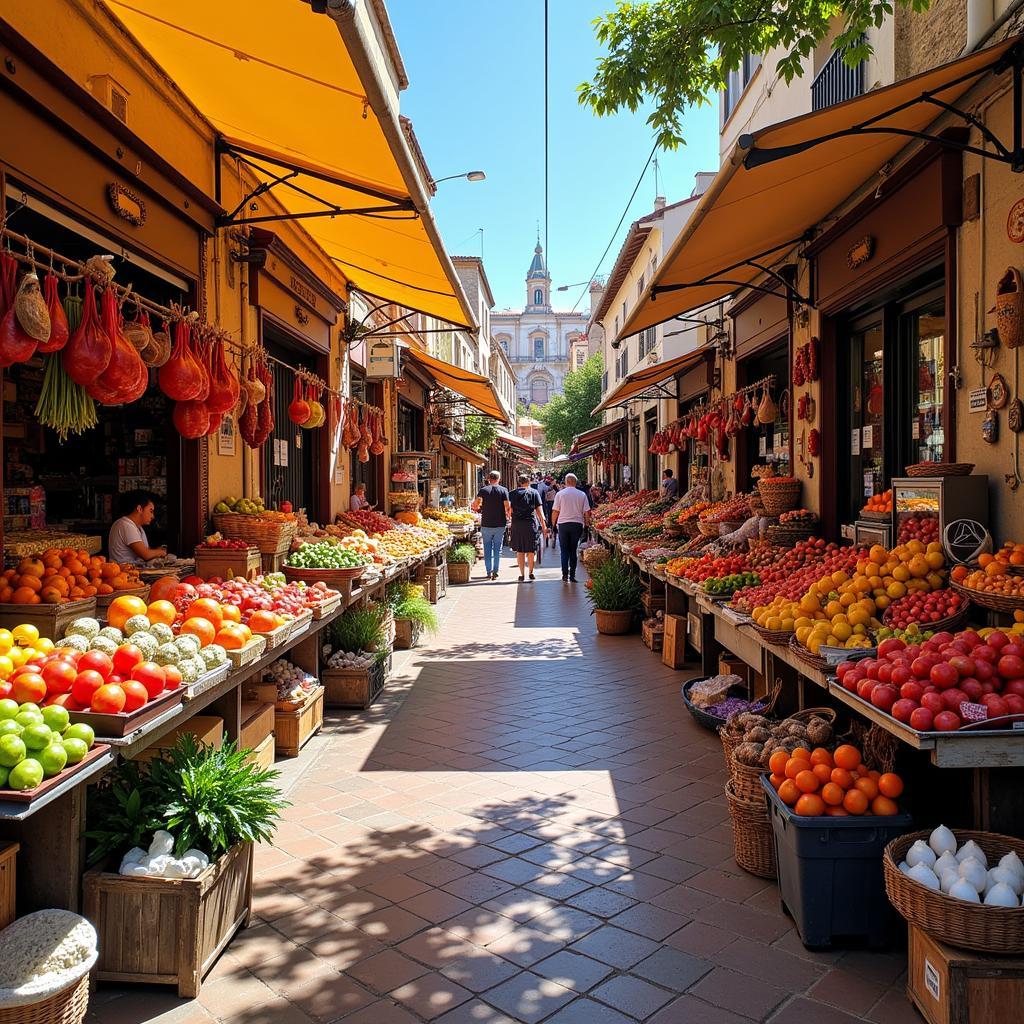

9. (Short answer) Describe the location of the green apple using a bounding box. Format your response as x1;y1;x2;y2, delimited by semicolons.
41;706;70;733
37;744;67;778
63;723;95;748
21;724;51;752
0;699;18;720
0;734;25;768
0;766;10;787
0;720;20;738
15;711;43;730
61;738;89;765
8;758;43;791
17;703;41;716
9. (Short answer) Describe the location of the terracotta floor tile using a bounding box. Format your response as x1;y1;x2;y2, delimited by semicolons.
442;872;515;904
356;905;432;943
569;925;661;970
347;949;429;993
591;974;675;1019
389;974;473;1020
566;887;638;918
531;949;614;992
689;965;789;1020
809;967;890;1016
632;945;712;991
484;926;566;968
396;926;481;968
648;994;754;1024
439;949;522;992
401;888;475;924
434;999;519;1023
609;904;690;941
442;908;522;946
481;971;576;1024
365;873;433;902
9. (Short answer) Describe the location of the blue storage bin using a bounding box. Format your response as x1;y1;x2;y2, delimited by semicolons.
762;776;913;949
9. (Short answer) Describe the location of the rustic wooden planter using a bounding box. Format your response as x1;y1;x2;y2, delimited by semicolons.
447;561;472;584
273;685;324;756
595;609;633;635
394;618;421;649
322;657;388;709
84;841;253;998
0;842;18;931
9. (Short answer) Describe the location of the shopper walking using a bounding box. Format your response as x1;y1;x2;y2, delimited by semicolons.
508;473;547;582
542;476;556;546
471;470;511;580
550;473;591;583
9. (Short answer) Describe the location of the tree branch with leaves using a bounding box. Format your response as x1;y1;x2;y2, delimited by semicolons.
535;353;605;454
579;0;931;149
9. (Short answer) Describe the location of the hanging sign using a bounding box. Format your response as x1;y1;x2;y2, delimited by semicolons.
969;387;988;413
851;430;861;456
862;425;874;449
367;338;401;379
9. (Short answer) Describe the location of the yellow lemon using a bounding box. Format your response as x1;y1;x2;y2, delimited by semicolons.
12;624;39;647
0;656;13;680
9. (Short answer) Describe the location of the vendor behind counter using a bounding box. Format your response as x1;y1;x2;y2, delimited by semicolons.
108;489;167;565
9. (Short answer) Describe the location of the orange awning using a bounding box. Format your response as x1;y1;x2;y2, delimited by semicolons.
622;37;1020;337
594;347;711;414
570;420;626;455
497;431;538;458
98;0;474;328
402;349;508;423
441;437;485;466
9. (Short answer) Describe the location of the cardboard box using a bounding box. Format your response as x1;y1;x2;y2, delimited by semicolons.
661;614;687;670
240;702;275;752
907;923;1024;1024
132;715;223;762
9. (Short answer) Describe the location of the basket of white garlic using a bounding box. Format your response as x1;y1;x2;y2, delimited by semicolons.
118;829;210;880
0;909;97;1023
266;659;319;710
884;824;1024;954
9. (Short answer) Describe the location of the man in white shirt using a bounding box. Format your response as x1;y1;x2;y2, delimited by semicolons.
550;473;591;583
108;489;166;564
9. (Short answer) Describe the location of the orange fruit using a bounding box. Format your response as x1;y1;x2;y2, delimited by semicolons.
794;794;826;816
183;598;224;631
768;773;785;790
830;767;854;789
809;748;834;768
180;617;216;648
843;789;869;815
146;600;177;626
790;747;811;763
108;594;149;630
854;777;879;800
785;758;812;780
871;795;899;816
821;782;845;806
833;745;862;771
777;779;800;806
826;806;850;816
812;763;833;786
220;603;242;624
878;773;904;798
856;763;871;777
768;750;790;776
795;770;820;794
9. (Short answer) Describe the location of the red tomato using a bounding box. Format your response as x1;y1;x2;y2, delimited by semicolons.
11;672;46;705
909;707;934;731
112;644;144;677
77;651;113;681
130;662;166;699
933;710;962;731
41;659;77;695
0;680;11;701
71;670;105;706
997;655;1024;680
921;691;946;715
120;680;149;713
891;698;917;723
162;665;182;690
91;683;126;714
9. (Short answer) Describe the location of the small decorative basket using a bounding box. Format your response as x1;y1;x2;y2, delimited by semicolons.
950;579;1024;614
905;462;975;477
757;478;801;516
994;266;1023;349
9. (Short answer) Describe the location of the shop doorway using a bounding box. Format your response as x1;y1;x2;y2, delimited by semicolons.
644;409;658;490
836;275;945;525
738;338;791;484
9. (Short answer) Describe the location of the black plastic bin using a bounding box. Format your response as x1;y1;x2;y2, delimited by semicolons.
761;776;913;949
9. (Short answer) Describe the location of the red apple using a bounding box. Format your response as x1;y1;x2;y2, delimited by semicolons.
921;691;946;715
891;698;918;723
930;662;959;690
933;710;962;731
910;707;935;731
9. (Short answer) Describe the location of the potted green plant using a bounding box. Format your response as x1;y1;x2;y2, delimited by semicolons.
323;604;392;707
83;737;286;997
387;581;439;648
586;555;643;634
446;541;476;584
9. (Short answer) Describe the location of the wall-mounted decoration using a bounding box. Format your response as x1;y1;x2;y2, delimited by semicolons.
1007;197;1024;242
993;267;1023;349
846;236;873;269
217;414;235;456
983;408;999;444
294;305;310;326
988;371;1009;410
107;183;146;227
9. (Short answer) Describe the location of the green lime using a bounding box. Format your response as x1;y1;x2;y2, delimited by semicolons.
37;744;67;778
0;720;20;738
61;738;89;765
0;734;25;768
41;706;70;733
63;723;95;748
0;699;18;721
21;724;51;752
15;711;42;730
8;758;43;790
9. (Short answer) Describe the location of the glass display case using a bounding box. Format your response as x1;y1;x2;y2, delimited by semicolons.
891;476;988;549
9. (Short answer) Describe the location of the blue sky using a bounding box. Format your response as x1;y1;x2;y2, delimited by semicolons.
388;1;720;315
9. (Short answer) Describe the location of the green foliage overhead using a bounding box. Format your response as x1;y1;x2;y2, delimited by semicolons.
535;353;604;454
579;0;930;149
460;415;498;456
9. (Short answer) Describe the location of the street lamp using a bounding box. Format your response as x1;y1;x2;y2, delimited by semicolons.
556;281;592;292
433;171;486;185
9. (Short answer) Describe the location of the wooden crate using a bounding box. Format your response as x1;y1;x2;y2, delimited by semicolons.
194;546;261;581
394;618;421;650
642;621;664;653
245;733;275;772
84;841;253;998
274;686;324;756
662;614;687;669
719;654;751;685
131;716;224;763
907;923;1024;1024
0;842;18;930
447;561;471;584
240;702;274;752
260;551;285;575
641;592;666;617
0;596;97;638
322;658;388;710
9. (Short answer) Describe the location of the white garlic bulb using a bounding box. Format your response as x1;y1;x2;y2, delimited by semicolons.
939;869;961;894
929;824;957;857
999;851;1024;882
949;878;982;902
906;862;940;890
959;857;988;893
983;882;1019;907
934;851;959;876
986;866;1023;897
907;840;937;869
956;840;988;867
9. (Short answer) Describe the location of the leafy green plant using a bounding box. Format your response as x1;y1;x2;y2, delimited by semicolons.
447;542;476;565
585;556;643;613
393;593;438;633
85;736;287;863
331;603;388;653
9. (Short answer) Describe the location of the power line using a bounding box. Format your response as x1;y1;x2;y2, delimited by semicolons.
543;0;549;265
569;141;658;315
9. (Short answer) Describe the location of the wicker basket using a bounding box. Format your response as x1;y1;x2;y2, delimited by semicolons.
681;520;703;538
766;525;815;547
787;634;831;672
725;780;776;879
994;266;1023;349
757;479;801;516
881;603;969;634
681;677;764;732
0;975;89;1024
212;513;297;554
859;509;892;522
697;520;722;538
750;623;795;646
949;579;1024;614
884;829;1024;954
731;760;767;802
904;462;975;478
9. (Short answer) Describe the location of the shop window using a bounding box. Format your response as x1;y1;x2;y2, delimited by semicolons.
533;337;545;359
602;370;608;392
398;398;425;452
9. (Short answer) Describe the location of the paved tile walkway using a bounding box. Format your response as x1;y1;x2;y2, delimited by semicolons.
89;554;920;1024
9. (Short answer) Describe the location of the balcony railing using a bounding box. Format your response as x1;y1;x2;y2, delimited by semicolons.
811;44;864;111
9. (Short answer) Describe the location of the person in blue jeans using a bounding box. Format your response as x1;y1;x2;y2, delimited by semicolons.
550;473;592;583
471;470;511;580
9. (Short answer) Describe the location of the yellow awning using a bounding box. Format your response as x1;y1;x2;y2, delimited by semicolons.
594;347;711;414
402;349;508;423
441;437;485;466
103;0;474;328
622;37;1020;337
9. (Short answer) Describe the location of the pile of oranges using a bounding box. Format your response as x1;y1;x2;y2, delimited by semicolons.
861;490;893;515
768;743;904;817
0;550;142;605
951;549;1024;598
107;594;254;650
